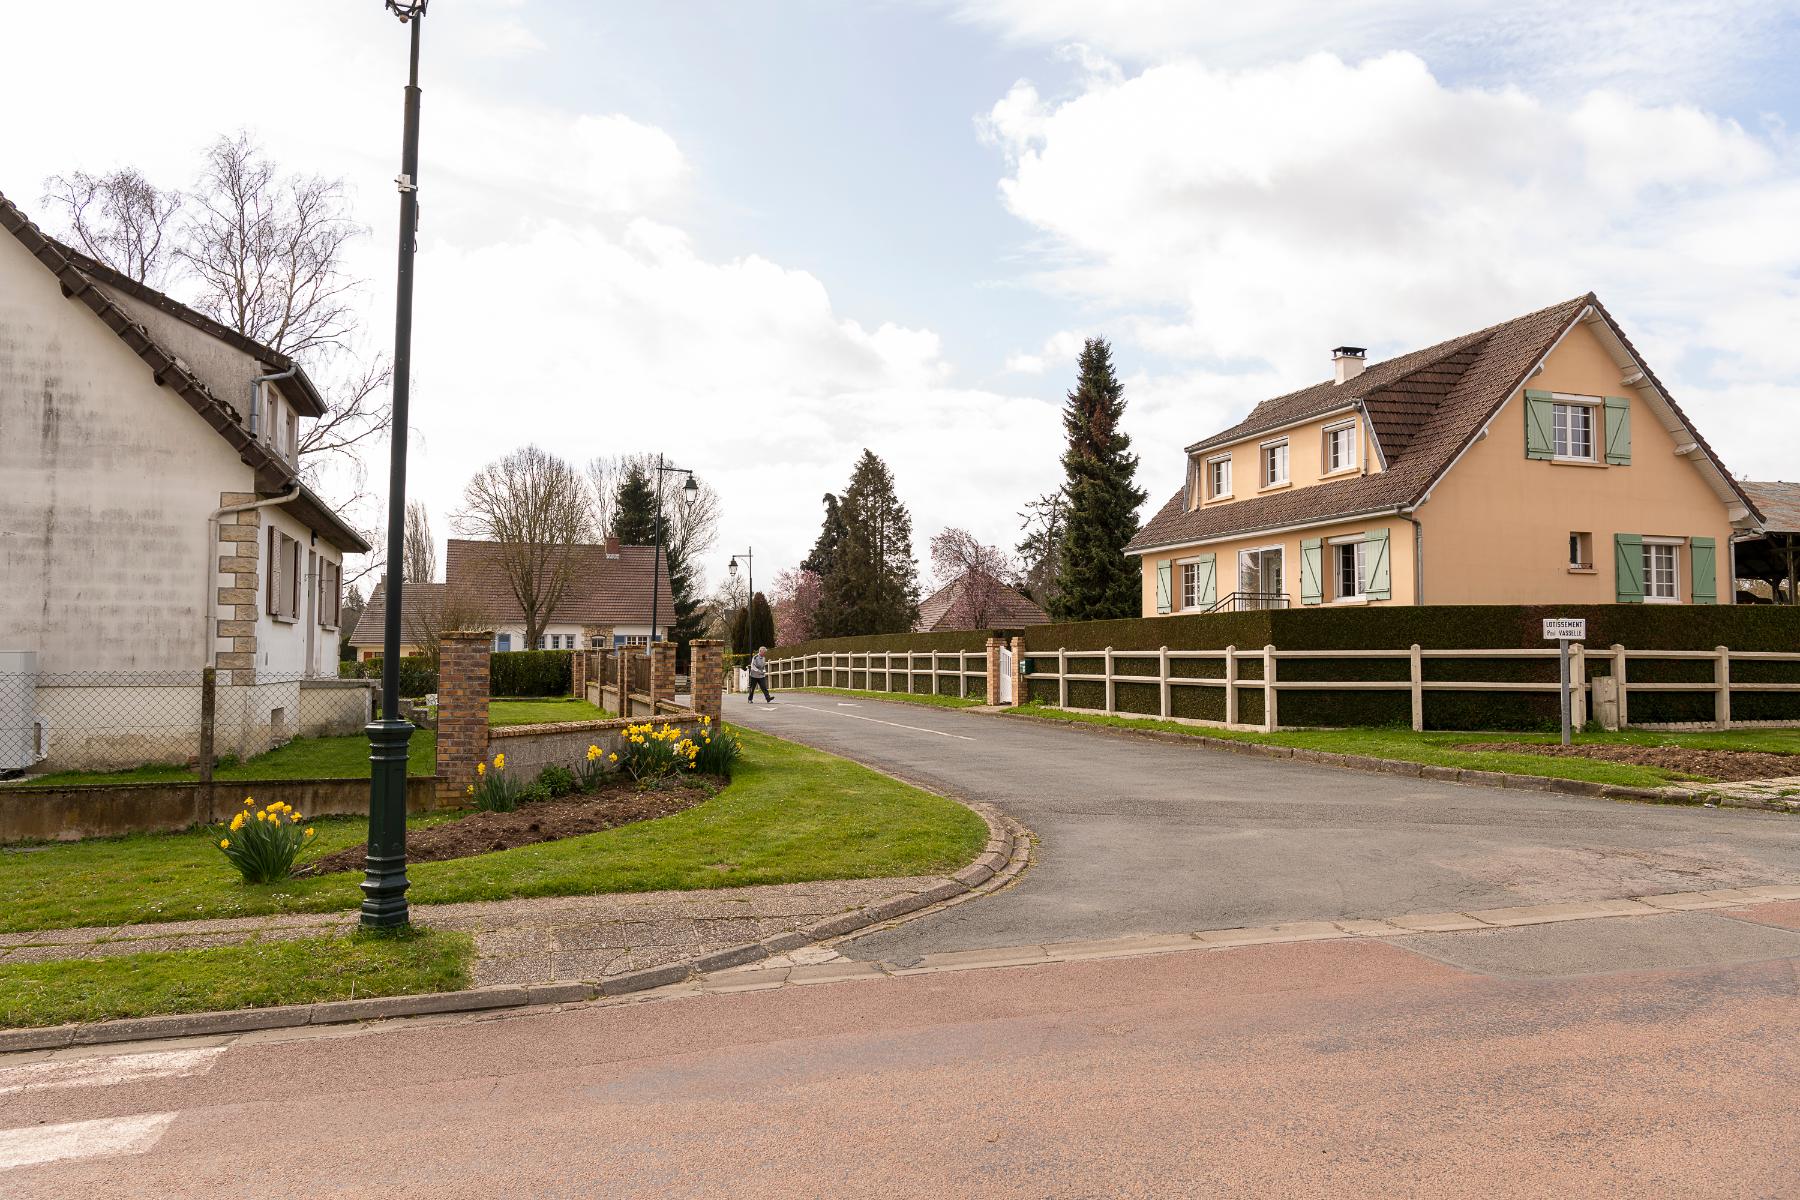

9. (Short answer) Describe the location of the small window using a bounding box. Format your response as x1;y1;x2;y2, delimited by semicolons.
1208;455;1232;500
1324;423;1356;473
1553;402;1595;460
496;633;513;652
1644;542;1678;601
1568;532;1593;570
1262;440;1289;487
1335;542;1366;601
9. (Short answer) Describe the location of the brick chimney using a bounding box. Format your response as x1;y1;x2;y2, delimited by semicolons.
1333;346;1366;385
604;536;620;558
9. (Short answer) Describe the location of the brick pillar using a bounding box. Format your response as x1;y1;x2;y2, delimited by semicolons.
649;640;676;713
436;630;493;804
692;639;723;721
1011;636;1028;707
985;637;1001;704
215;491;262;685
571;647;588;697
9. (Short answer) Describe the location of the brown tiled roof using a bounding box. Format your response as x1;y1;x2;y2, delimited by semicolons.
1128;294;1713;554
444;539;672;627
1742;482;1800;533
915;576;1051;632
349;581;446;648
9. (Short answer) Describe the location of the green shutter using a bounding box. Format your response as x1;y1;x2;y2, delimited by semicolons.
1363;529;1391;601
1614;533;1644;603
1156;560;1172;614
1196;553;1217;610
1604;396;1631;465
1690;536;1717;604
1300;539;1323;605
1524;389;1556;460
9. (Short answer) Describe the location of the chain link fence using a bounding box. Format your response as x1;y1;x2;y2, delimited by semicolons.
0;669;375;778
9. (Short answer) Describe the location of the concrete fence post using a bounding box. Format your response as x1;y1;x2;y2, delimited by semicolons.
1570;643;1588;728
649;640;676;713
692;638;724;721
1409;643;1424;732
437;630;493;805
1103;647;1116;715
1715;644;1731;730
1158;646;1171;719
1224;645;1238;726
1262;644;1278;733
1612;644;1629;728
1057;648;1069;709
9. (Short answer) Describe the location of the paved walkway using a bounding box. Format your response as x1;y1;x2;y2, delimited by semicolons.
732;694;1800;962
0;877;948;986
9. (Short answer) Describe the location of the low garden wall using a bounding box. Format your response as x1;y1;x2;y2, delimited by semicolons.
297;678;375;737
0;776;441;844
487;714;704;782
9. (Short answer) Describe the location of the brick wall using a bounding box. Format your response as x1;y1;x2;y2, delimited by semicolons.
692;638;723;721
215;491;261;685
1010;635;1027;708
985;637;1001;704
436;630;493;805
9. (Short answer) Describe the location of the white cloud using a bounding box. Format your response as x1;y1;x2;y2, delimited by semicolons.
982;51;1800;485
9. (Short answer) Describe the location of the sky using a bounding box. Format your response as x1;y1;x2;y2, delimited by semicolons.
5;0;1798;597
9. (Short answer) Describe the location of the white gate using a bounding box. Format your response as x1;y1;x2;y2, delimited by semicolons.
998;648;1015;705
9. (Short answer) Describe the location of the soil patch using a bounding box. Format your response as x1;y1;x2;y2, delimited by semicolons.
299;777;718;874
1459;743;1800;783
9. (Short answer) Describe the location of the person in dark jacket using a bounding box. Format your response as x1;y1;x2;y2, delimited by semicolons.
748;647;773;704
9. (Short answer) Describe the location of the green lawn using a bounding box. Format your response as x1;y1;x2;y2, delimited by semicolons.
0;727;987;933
488;696;614;726
789;686;983;710
0;930;472;1028
1006;704;1800;790
11;731;439;788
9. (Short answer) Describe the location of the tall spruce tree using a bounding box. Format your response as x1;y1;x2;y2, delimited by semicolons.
1052;338;1146;622
818;450;919;636
803;493;845;577
610;465;659;544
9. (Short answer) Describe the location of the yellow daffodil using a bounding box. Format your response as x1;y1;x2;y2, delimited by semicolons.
467;783;476;795
304;828;315;838
477;761;486;776
230;813;245;831
219;838;230;849
608;752;618;763
243;796;255;806
494;752;505;769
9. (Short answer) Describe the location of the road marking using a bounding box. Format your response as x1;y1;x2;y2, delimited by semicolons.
780;702;976;741
0;1112;176;1171
0;1047;225;1097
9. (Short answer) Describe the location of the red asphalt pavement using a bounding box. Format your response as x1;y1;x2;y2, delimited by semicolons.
8;913;1800;1199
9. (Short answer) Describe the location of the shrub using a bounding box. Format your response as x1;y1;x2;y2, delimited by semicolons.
217;797;317;884
536;764;577;797
345;655;438;697
690;717;742;778
467;752;521;812
618;721;702;780
518;780;553;806
490;650;572;697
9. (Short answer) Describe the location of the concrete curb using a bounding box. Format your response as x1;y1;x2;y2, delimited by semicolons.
0;792;1029;1054
993;709;1796;813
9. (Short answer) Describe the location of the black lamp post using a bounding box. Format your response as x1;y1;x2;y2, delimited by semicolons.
727;550;754;656
362;0;428;931
648;454;698;642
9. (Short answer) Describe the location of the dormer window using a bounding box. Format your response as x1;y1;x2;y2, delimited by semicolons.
1324;421;1356;474
1261;439;1289;488
1207;454;1232;501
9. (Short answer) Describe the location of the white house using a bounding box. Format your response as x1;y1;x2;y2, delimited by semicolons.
0;192;368;770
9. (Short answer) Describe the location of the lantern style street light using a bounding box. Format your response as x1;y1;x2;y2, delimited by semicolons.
648;455;698;643
362;0;428;930
727;549;754;658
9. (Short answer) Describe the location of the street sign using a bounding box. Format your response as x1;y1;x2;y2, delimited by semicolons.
1542;618;1587;640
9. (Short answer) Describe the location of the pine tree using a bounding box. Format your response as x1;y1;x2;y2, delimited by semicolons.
1052;338;1146;622
665;538;706;668
803;493;845;577
818;450;919;636
731;592;775;656
610;465;659;545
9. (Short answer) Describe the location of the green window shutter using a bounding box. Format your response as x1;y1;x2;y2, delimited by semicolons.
1604;396;1632;465
1362;529;1391;601
1524;389;1555;460
1156;561;1172;614
1690;536;1717;604
1196;553;1217;610
1614;533;1644;603
1299;538;1323;605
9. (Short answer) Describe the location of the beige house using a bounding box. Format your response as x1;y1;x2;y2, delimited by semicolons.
1127;294;1760;614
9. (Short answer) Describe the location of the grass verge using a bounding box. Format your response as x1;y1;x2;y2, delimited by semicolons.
0;727;987;933
0;929;473;1028
787;686;983;710
488;697;614;726
13;731;438;788
1005;705;1800;789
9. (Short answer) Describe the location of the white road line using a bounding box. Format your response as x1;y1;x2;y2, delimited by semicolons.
0;1112;176;1172
0;1047;225;1097
779;702;977;741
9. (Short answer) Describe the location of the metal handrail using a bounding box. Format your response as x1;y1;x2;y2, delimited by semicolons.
1204;591;1290;613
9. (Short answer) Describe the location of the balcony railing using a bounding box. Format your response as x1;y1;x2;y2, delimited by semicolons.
1205;591;1291;614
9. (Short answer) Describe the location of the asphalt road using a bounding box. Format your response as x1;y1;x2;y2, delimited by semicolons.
10;904;1800;1198
732;695;1800;962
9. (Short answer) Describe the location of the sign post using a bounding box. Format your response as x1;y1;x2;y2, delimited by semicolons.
1542;618;1587;746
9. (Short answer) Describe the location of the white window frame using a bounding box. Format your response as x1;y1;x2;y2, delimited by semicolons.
1206;454;1233;501
1551;396;1598;462
1260;439;1289;489
1178;558;1205;610
1330;537;1367;603
1323;421;1357;475
1643;537;1681;603
1568;531;1593;571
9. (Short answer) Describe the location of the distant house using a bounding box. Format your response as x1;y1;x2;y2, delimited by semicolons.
1735;482;1800;603
346;582;445;661
442;537;671;652
915;575;1051;632
1127;294;1760;613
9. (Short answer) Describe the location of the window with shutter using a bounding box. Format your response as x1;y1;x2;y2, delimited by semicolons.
1523;389;1555;460
1614;533;1644;603
1299;539;1323;605
1155;561;1172;614
1604;396;1632;465
1689;536;1716;604
267;526;280;616
1362;529;1391;601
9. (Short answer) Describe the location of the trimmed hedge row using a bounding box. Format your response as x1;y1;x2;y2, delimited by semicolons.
490;650;572;697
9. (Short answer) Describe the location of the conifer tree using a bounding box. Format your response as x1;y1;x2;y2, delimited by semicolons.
1052;338;1146;622
818;450;919;636
609;465;659;545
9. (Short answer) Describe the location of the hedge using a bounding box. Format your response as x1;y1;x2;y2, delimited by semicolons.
339;655;437;698
490;649;572;697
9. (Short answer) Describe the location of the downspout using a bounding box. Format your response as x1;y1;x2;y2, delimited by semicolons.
1400;509;1424;605
248;364;298;441
203;487;302;668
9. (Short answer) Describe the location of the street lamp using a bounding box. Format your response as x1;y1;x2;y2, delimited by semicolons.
648;454;697;643
362;0;428;931
727;549;754;657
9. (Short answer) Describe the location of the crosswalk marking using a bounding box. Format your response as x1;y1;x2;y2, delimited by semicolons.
0;1046;225;1097
0;1112;176;1172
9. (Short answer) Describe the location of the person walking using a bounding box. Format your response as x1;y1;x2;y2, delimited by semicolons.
747;646;773;704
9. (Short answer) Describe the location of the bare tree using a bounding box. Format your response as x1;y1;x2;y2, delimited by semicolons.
403;500;437;584
930;527;1016;629
1015;491;1067;607
40;168;183;285
454;446;595;649
586;451;723;565
401;584;493;670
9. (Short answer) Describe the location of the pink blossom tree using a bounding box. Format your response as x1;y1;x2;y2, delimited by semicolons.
772;567;824;646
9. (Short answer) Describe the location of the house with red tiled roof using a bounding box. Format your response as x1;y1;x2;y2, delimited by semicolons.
1127;295;1761;614
915;575;1050;632
438;537;671;653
